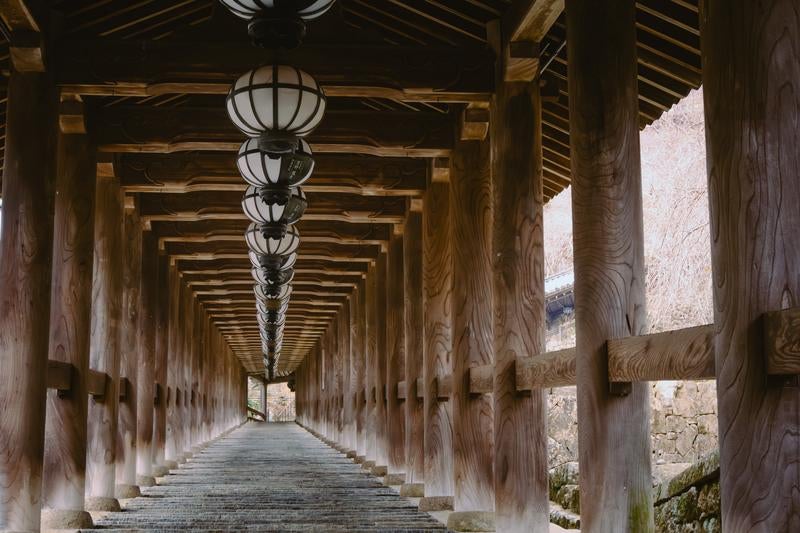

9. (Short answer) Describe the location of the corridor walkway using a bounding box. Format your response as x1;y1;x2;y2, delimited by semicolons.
95;423;447;532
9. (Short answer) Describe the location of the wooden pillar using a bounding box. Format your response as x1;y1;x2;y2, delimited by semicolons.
373;251;389;475
180;283;194;459
422;166;455;505
0;68;57;532
152;255;170;476
116;202;142;499
353;280;367;460
449;138;495;529
85;171;124;512
364;263;378;467
403;202;425;497
41;133;96;529
566;0;653;529
190;299;203;450
135;231;158;487
340;299;354;451
701;1;800;529
490;34;549;532
164;263;182;468
386;228;406;480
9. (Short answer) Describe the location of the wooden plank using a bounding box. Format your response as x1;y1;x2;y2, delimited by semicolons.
87;370;108;398
449;138;494;516
702;1;800;528
764;307;800;375
422;175;455;499
397;381;407;400
516;348;576;390
92;107;452;157
503;0;563;43
135;232;158;480
57;40;493;102
46;360;74;392
567;0;653;528
0;69;58;531
374;252;389;469
609;324;715;382
353;281;367;456
468;365;493;395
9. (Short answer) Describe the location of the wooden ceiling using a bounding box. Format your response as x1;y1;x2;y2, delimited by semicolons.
0;0;702;375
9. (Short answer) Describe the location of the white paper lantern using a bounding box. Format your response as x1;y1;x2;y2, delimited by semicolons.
254;283;292;302
249;250;296;272
227;65;326;141
219;0;336;21
245;222;300;256
241;185;307;226
237;138;314;188
251;266;294;286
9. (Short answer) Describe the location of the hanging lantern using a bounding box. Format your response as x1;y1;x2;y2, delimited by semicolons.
237;138;314;188
252;266;294;286
258;311;286;328
219;0;336;21
254;283;292;302
241;185;307;238
257;298;289;317
219;0;336;48
249;250;296;272
226;65;326;152
245;222;300;257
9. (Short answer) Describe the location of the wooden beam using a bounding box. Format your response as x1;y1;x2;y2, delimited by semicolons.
46;360;73;392
503;0;564;43
468;364;493;395
91;106;453;157
137;191;408;225
119;153;427;196
57;40;493;102
515;347;576;390
87;370;109;398
0;0;44;71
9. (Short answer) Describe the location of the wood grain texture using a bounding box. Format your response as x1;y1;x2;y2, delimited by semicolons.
374;252;389;468
701;1;800;529
490;50;549;531
403;209;425;485
340;300;353;450
515;348;576;390
135;232;158;479
450;139;494;513
0;69;57;531
423;178;455;497
609;324;715;382
116;205;142;492
386;232;406;475
47;361;74;392
86;172;124;502
365;263;378;463
42;133;96;514
567;0;653;529
765;307;800;375
152;254;169;470
468;365;494;395
354;281;367;456
165;263;181;463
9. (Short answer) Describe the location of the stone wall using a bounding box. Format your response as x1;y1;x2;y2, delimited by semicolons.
653;452;720;532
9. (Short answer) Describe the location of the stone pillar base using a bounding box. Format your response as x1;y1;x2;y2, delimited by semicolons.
371;465;388;477
136;475;157;487
446;511;495;532
114;483;141;499
361;460;376;471
345;450;358;459
40;508;94;530
163;459;179;469
85;496;121;512
152;465;170;477
383;473;405;486
354;455;366;464
419;496;454;512
400;483;425;497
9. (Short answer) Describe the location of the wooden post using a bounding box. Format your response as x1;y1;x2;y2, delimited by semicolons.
489;26;549;532
566;0;653;529
135;231;158;487
449;138;495;531
164;263;182;468
0;68;57;531
701;1;800;529
386;228;406;482
373;251;390;476
402;202;425;497
180;283;194;460
340;298;354;451
41;132;96;529
353;280;367;460
364;262;378;468
116;202;142;499
152;254;170;476
85;170;124;512
422;167;455;507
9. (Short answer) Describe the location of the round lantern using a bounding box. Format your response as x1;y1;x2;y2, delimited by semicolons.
219;0;336;48
237;136;315;189
249;250;296;272
245;222;300;257
252;266;294;286
254;283;292;302
241;185;307;235
257;298;289;317
258;311;286;328
226;65;326;151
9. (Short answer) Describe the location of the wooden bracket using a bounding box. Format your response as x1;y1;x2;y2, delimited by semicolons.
431;158;451;183
10;30;44;72
459;103;490;141
46;360;73;395
504;41;540;82
468;364;493;394
764;307;800;375
87;369;108;398
397;381;407;400
119;377;129;401
59;95;86;134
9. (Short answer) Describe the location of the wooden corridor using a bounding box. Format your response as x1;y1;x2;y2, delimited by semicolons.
95;422;446;532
